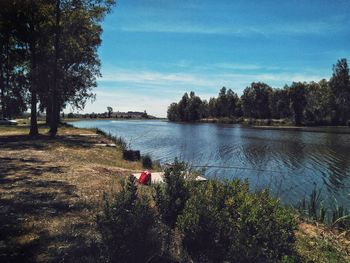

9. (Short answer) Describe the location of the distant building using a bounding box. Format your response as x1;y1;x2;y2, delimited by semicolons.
73;110;154;119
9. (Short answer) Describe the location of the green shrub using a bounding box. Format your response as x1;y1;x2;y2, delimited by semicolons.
97;175;160;262
177;180;297;263
142;155;153;169
154;160;190;229
123;149;140;161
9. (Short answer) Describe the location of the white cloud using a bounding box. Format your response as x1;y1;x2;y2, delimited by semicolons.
99;68;220;88
118;20;347;37
69;67;328;117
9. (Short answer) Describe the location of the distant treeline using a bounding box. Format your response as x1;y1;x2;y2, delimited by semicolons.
167;58;350;126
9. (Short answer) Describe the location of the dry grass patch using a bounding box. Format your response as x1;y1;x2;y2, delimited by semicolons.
295;221;350;263
0;125;149;262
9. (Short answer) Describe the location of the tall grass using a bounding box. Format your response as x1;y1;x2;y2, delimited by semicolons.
96;128;127;151
298;188;350;230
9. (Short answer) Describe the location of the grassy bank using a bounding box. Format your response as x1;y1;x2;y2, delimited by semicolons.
0;123;149;262
0;123;349;262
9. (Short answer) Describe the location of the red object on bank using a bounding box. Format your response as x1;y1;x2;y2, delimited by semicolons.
139;170;151;185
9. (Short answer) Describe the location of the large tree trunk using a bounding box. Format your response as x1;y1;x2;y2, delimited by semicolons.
46;105;52;125
0;67;5;119
5;40;10;119
29;19;38;137
49;0;61;137
29;87;38;136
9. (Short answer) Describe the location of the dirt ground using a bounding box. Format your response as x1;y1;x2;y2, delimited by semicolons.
0;125;144;262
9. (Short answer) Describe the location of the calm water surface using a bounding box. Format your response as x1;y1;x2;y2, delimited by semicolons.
71;120;350;207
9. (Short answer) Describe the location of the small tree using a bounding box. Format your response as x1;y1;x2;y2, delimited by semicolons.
288;82;307;126
154;160;192;258
154;160;190;229
329;58;350;124
107;106;113;118
97;175;160;262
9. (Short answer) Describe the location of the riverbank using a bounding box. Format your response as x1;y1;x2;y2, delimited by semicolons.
198;117;350;134
0;124;349;262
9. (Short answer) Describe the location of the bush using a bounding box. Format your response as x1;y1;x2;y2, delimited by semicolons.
97;175;160;262
154;160;190;229
123;149;140;161
142;155;153;169
177;180;297;263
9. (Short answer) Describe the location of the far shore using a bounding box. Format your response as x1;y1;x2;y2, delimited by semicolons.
248;125;350;134
64;117;350;134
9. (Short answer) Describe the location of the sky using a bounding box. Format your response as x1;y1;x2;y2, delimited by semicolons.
77;0;350;117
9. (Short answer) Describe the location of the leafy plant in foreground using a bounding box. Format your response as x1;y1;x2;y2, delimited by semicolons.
177;180;297;263
97;175;160;262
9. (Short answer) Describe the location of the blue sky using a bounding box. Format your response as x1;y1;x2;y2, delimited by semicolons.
79;0;350;117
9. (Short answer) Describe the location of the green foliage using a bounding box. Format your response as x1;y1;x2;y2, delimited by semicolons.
177;180;297;263
167;58;350;126
142;154;153;169
303;80;332;125
241;82;273;119
270;88;291;119
288;82;307;126
154;160;190;229
209;87;239;118
329;58;350;124
0;0;116;136
123;149;141;161
97;175;160;263
167;91;208;122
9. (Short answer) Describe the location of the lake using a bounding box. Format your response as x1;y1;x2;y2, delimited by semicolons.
70;120;350;208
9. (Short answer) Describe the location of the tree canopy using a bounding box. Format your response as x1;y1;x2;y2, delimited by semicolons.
167;58;350;126
0;0;115;136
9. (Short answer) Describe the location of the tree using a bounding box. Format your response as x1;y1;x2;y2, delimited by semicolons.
214;87;239;118
270;87;291;119
107;106;113;118
208;97;217;117
329;58;350;124
304;80;331;124
187;91;204;121
167;91;207;122
0;0;27;119
288;82;307;126
241;82;272;119
1;0;115;136
48;0;115;137
178;92;189;121
167;102;180;121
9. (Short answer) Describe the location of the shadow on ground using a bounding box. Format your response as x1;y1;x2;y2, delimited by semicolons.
0;144;101;262
0;133;106;152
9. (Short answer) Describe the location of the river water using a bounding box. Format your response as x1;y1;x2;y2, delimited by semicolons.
70;120;350;208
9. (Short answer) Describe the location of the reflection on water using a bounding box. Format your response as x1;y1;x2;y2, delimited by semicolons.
70;120;350;207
